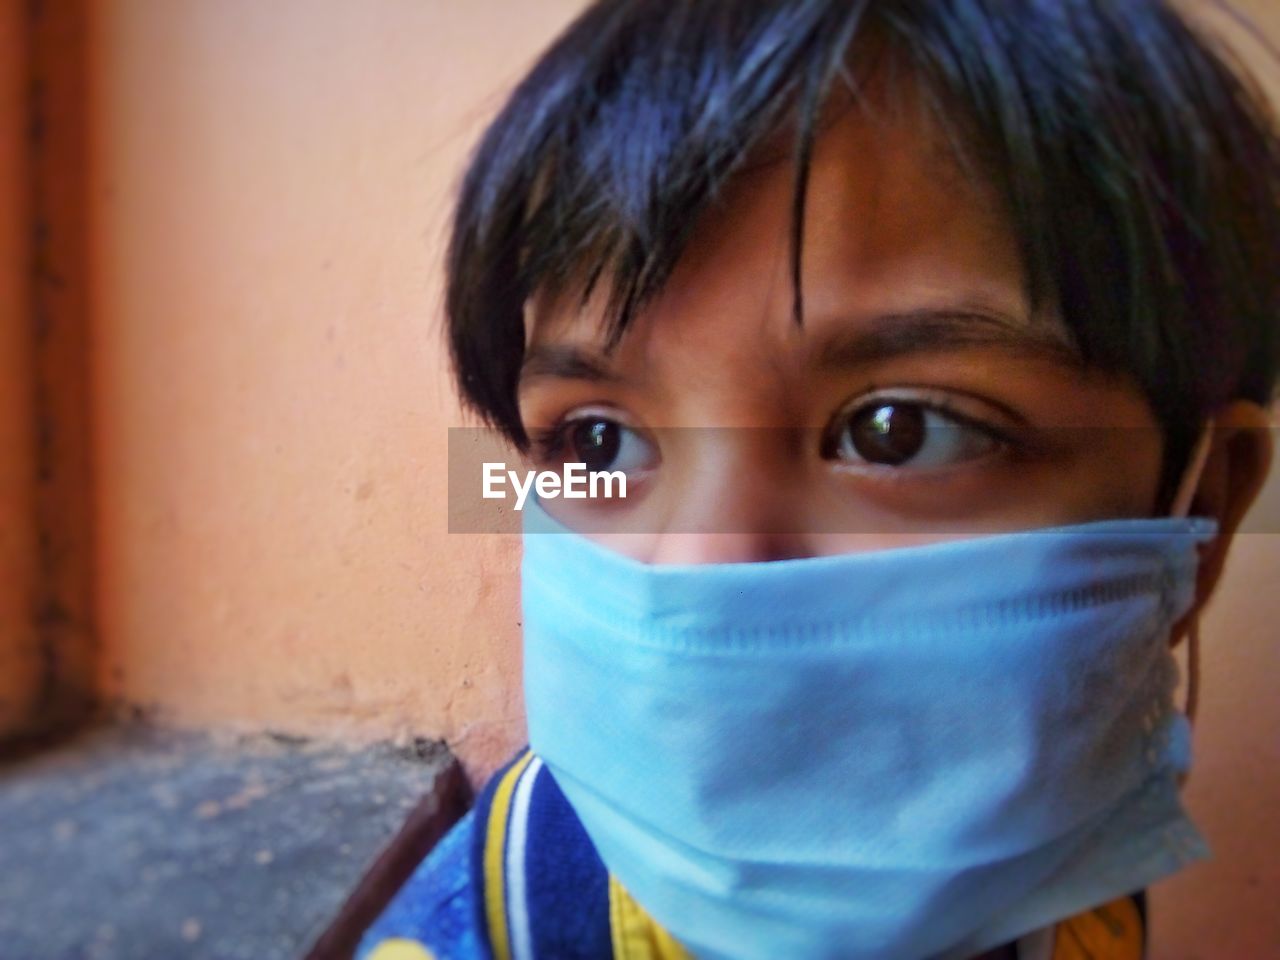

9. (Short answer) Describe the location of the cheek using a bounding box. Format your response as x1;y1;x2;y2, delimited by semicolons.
905;359;1170;526
938;431;1163;532
1013;377;1167;523
1074;424;1165;518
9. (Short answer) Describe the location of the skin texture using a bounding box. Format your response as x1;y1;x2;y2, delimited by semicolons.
513;85;1273;960
518;99;1271;622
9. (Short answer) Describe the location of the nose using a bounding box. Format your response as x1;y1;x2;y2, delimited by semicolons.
648;529;804;565
647;430;808;565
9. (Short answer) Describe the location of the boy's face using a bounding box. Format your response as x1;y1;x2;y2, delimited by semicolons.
518;103;1166;563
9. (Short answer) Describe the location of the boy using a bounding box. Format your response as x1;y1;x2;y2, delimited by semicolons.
361;1;1278;957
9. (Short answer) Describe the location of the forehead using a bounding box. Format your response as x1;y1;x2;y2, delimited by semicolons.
527;95;1045;361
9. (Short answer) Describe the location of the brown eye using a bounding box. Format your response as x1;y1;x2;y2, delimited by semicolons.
537;414;658;477
824;400;1001;469
847;404;925;465
569;419;622;472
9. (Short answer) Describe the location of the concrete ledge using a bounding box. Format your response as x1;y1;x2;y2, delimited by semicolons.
0;722;469;960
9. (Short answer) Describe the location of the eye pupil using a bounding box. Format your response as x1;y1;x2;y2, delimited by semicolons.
850;403;925;465
570;419;621;471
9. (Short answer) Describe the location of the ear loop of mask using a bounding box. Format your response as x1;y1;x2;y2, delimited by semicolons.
1169;422;1214;736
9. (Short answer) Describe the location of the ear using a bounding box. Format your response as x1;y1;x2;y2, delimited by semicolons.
1174;400;1274;643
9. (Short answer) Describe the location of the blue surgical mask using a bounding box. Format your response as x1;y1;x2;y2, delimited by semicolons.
521;503;1217;959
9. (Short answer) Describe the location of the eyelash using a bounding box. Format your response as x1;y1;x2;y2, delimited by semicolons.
528;393;1027;468
842;381;1022;431
528;421;577;464
527;408;636;464
853;394;1016;442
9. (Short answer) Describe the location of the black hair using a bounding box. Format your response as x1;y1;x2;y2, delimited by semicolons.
445;0;1280;502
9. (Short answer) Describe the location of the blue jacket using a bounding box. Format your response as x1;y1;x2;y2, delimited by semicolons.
357;748;1147;960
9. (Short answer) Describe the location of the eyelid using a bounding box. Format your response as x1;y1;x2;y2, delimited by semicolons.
819;389;1028;472
546;403;643;431
528;405;655;467
828;387;1024;442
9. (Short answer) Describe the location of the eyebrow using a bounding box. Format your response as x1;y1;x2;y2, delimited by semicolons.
519;307;1080;387
521;344;625;386
814;308;1080;371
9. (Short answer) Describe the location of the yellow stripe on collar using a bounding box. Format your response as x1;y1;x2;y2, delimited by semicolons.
483;750;535;960
365;939;437;960
1052;895;1144;960
608;875;693;960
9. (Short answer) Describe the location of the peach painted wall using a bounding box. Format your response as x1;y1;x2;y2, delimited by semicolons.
89;0;587;777
85;1;1277;955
